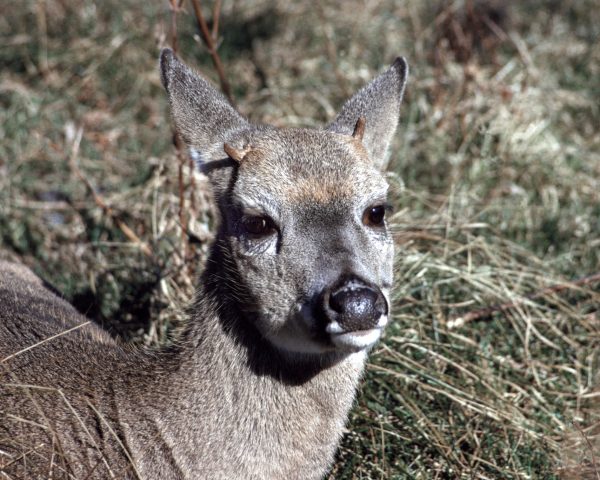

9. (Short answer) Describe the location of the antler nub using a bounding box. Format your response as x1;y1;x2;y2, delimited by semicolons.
223;143;252;163
352;117;366;142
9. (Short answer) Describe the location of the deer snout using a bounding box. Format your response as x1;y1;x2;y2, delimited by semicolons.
329;283;387;331
320;278;388;352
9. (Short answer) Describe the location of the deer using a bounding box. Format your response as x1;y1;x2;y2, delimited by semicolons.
0;48;408;479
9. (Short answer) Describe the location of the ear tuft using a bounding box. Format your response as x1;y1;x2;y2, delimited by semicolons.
391;57;409;85
352;117;366;141
159;48;176;90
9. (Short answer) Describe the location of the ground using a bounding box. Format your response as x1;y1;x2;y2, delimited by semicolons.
1;1;599;478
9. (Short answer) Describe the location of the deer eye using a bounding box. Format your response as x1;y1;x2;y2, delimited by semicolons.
241;215;276;237
363;204;390;228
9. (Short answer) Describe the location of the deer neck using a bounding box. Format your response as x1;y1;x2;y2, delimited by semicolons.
129;245;367;477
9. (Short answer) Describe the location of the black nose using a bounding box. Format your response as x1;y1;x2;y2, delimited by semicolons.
324;278;387;332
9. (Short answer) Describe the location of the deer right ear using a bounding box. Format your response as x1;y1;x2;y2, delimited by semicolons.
327;57;408;171
160;49;250;169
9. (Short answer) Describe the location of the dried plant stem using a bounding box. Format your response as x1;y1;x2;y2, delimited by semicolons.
35;0;49;76
67;127;152;257
168;0;193;263
448;272;600;329
1;321;91;364
169;0;184;55
211;0;222;39
189;0;235;106
176;133;188;244
568;421;600;480
188;154;198;213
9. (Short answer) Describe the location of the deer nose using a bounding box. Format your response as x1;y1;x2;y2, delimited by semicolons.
323;278;388;332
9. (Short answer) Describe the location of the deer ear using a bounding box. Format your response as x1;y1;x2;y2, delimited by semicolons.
327;57;408;170
160;48;249;167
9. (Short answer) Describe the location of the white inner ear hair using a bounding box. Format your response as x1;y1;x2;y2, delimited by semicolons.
189;148;207;169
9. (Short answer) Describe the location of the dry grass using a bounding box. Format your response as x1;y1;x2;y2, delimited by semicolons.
1;0;599;478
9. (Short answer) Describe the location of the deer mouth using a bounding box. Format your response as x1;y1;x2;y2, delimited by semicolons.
325;314;388;352
265;284;389;355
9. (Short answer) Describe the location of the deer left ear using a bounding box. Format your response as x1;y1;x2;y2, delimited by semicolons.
327;57;408;171
160;48;250;164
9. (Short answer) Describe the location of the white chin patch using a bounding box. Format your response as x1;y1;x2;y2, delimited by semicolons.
265;312;389;355
330;328;382;352
327;314;388;351
377;315;389;328
326;315;389;335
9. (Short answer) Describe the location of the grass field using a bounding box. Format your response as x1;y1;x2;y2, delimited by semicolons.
1;0;599;478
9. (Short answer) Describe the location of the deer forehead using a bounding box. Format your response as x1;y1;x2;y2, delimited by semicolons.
232;129;386;206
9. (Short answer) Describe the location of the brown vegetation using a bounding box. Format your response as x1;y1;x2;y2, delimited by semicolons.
1;1;599;477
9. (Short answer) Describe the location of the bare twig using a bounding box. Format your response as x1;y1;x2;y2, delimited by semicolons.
168;0;194;262
189;0;235;106
188;151;198;215
176;132;188;243
68;126;152;257
447;272;600;329
579;423;600;480
211;0;222;40
35;0;49;76
563;421;600;480
168;0;185;54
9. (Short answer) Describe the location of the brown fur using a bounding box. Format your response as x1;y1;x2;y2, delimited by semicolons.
0;49;408;479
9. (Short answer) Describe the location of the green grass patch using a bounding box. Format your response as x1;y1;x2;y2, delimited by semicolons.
1;1;598;477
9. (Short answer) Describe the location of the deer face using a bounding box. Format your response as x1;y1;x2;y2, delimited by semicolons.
160;49;407;355
217;129;394;353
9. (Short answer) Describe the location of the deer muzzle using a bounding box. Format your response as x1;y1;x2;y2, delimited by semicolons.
319;277;388;352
